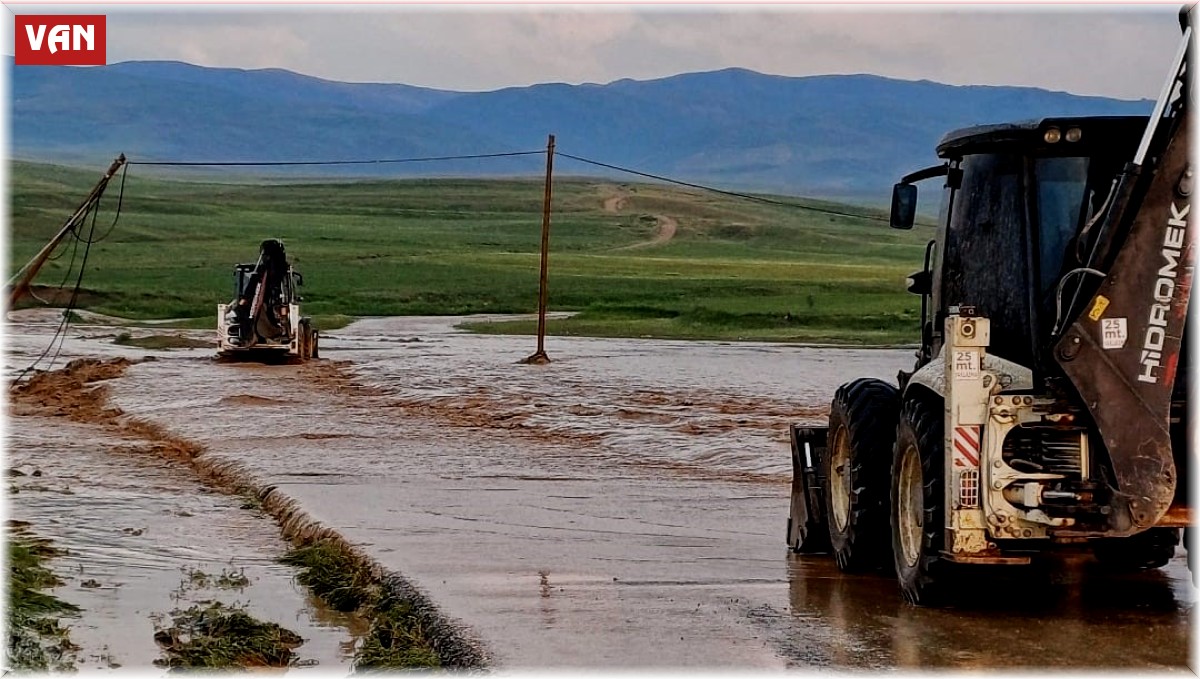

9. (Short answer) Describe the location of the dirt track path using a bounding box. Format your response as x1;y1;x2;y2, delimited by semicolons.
625;214;678;249
603;190;679;250
602;194;626;213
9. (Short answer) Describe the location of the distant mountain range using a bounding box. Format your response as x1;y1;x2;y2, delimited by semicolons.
10;58;1152;195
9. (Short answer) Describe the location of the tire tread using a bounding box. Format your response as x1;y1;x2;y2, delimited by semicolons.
824;378;900;571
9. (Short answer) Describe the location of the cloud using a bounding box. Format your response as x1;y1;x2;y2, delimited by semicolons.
136;22;309;70
4;5;1181;99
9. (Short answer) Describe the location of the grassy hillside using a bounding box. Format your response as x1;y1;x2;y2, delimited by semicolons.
10;161;932;344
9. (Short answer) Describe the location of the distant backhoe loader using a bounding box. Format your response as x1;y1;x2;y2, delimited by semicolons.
217;239;319;361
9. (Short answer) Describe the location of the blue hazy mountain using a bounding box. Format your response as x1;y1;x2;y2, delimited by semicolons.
10;59;1151;194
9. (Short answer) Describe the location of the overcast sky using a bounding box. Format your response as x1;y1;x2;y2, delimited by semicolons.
3;4;1185;100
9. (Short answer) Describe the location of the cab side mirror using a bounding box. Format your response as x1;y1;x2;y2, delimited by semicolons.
890;183;917;230
906;269;932;296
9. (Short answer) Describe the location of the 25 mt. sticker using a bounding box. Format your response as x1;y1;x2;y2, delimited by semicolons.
953;350;980;379
1101;318;1128;349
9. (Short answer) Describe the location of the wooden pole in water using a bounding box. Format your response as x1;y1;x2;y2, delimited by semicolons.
523;134;555;365
7;154;127;311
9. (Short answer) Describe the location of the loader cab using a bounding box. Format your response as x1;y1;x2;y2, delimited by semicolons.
233;263;256;300
892;116;1148;375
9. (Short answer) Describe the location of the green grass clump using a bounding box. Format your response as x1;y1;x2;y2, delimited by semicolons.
306;314;357;332
461;300;918;344
7;528;81;671
354;593;440;670
179;566;251;591
153;601;303;669
280;541;440;669
11;161;929;344
280;542;376;612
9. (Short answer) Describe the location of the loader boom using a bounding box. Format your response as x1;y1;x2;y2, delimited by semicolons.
1052;22;1193;530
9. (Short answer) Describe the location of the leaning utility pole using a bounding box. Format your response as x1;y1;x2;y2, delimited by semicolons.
522;135;555;365
7;154;127;311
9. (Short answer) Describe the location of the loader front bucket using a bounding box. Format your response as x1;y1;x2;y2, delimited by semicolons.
787;424;831;553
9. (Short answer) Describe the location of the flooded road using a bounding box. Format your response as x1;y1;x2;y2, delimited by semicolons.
335;315;909;479
6;313;1194;669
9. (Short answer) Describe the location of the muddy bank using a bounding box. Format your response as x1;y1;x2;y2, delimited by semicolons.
12;357;204;466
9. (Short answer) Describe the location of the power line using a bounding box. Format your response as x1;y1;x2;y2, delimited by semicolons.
47;204;102;370
88;163;129;244
11;176;123;385
54;210;84;291
130;150;546;168
555;151;890;223
129;146;886;223
12;214;94;384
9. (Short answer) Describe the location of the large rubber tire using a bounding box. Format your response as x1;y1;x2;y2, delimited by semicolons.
310;330;320;359
891;393;952;606
822;378;900;571
1093;528;1180;572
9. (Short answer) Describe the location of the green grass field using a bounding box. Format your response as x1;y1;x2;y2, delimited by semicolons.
10;160;933;344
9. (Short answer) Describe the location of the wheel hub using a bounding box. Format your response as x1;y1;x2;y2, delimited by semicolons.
830;426;852;532
897;442;924;568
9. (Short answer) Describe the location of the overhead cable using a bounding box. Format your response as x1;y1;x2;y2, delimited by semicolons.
556;151;890;223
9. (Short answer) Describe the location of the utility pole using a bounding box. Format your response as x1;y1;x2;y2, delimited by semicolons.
523;135;555;365
7;154;126;311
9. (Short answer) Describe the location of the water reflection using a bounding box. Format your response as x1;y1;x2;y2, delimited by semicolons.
784;553;1192;668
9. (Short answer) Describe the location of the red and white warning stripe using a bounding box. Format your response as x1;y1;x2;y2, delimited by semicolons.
952;425;981;468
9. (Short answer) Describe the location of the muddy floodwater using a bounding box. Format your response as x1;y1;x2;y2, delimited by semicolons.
6;416;362;671
6;313;1195;669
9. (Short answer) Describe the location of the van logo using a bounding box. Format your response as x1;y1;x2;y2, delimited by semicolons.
14;15;106;66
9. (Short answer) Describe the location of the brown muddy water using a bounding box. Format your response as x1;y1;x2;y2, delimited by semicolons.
5;312;1195;669
6;317;364;671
